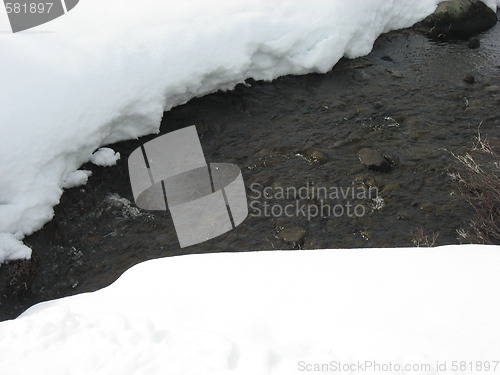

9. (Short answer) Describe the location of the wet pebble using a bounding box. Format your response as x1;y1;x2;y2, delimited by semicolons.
388;70;405;79
463;74;475;84
358;148;391;172
396;211;410;220
404;118;423;127
468;37;480;49
299;148;329;164
465;99;485;112
419;202;435;212
303;237;319;249
277;227;307;247
360;230;372;241
381;183;401;194
484;85;500;92
356;105;369;113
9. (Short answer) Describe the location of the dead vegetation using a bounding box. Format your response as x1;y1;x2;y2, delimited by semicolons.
412;227;440;247
449;127;500;245
4;253;38;297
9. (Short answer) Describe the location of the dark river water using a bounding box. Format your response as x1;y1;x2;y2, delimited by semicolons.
1;23;499;320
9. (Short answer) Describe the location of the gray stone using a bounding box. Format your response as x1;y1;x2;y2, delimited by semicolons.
358;148;391;172
303;237;319;249
382;183;401;194
277;227;307;246
388;70;405;79
414;0;498;38
468;37;481;49
299;148;329;164
463;74;475;83
484;85;500;92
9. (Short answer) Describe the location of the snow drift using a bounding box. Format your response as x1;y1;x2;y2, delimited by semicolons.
0;245;499;374
0;0;498;262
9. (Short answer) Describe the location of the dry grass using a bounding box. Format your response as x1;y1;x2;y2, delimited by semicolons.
412;226;439;247
6;255;37;297
449;128;500;244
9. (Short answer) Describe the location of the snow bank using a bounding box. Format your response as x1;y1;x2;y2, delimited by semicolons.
0;245;499;374
2;0;498;262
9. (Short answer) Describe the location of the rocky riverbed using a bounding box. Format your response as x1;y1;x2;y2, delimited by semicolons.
1;17;499;320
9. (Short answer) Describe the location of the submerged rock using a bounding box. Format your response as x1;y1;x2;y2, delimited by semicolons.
299;148;329;164
414;0;498;38
277;227;307;247
468;37;481;49
463;74;475;83
484;84;500;92
358;148;391;172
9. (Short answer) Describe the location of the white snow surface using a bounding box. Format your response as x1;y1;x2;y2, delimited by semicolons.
0;245;499;374
0;0;498;262
484;0;500;10
0;233;32;262
61;169;92;188
90;147;121;167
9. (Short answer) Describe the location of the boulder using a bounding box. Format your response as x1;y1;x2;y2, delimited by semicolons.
414;0;498;38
